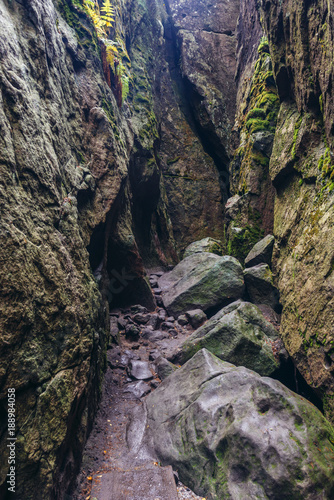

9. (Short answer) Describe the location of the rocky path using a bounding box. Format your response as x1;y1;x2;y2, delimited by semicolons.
72;270;206;500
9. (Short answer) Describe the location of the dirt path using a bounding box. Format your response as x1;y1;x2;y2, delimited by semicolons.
71;273;206;500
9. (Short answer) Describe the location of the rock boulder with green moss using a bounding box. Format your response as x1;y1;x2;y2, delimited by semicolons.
244;263;280;310
245;234;275;268
172;300;279;376
158;253;244;316
183;237;224;259
141;349;334;500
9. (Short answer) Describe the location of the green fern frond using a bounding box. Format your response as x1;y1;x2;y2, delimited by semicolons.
82;0;129;106
101;0;115;27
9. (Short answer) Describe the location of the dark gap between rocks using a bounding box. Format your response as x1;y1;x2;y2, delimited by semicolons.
272;358;324;412
163;13;230;202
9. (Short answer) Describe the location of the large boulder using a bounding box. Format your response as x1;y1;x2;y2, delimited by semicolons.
140;349;334;500
245;234;275;268
158;253;245;316
172;301;279;376
183;237;224;259
244;264;280;310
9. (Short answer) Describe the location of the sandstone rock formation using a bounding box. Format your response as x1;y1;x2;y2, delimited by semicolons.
1;0;334;497
226;0;334;422
172;301;280;376
183;237;223;259
0;0;238;497
244;264;280;311
141;349;334;499
158;253;245;316
256;0;334;421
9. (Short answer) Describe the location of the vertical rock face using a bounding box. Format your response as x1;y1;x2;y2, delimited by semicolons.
256;0;334;421
0;0;240;497
226;0;278;262
157;0;240;251
2;0;334;496
229;0;334;420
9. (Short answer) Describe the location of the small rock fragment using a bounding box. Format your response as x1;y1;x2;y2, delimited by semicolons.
178;314;189;326
154;356;178;380
185;309;207;329
125;380;151;398
125;324;140;340
129;360;153;380
130;305;148;314
132;313;151;324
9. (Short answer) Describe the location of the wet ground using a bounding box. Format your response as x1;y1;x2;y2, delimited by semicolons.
71;271;206;500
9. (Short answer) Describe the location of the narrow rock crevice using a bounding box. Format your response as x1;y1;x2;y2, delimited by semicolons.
163;13;231;202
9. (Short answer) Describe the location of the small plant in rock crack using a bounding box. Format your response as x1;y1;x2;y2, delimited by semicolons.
83;0;114;36
82;0;131;106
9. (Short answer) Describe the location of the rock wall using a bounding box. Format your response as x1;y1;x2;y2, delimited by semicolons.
158;0;240;252
226;0;278;262
3;0;334;497
257;0;334;421
0;0;239;497
228;0;334;420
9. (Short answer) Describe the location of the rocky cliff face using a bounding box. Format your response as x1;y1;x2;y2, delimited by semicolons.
1;0;334;497
0;0;237;497
257;0;334;421
225;0;278;262
228;0;334;421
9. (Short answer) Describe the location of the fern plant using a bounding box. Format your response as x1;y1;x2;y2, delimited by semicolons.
83;1;104;36
100;0;114;27
82;0;130;107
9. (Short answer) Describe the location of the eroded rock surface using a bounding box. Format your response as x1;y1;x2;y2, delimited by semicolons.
257;0;334;421
158;253;245;316
141;349;334;500
244;264;280;311
173;301;280;376
0;0;240;496
245;234;275;268
183;237;224;260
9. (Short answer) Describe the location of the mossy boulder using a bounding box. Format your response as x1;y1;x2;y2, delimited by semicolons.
172;301;279;376
245;234;275;268
183;237;224;259
141;349;334;500
244;264;280;310
158;253;245;316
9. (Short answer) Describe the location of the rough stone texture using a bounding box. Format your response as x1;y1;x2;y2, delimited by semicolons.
91;466;178;500
183;237;224;259
167;0;240;171
0;0;240;496
256;0;334;422
124;380;151;398
227;2;278;263
158;253;245;316
141;349;334;500
129;360;153;380
185;309;207;329
244;264;280;311
173;301;279;376
154;356;178;381
245;234;275;267
152;0;241;253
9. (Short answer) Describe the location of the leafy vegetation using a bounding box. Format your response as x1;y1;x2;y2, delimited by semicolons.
83;0;130;106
